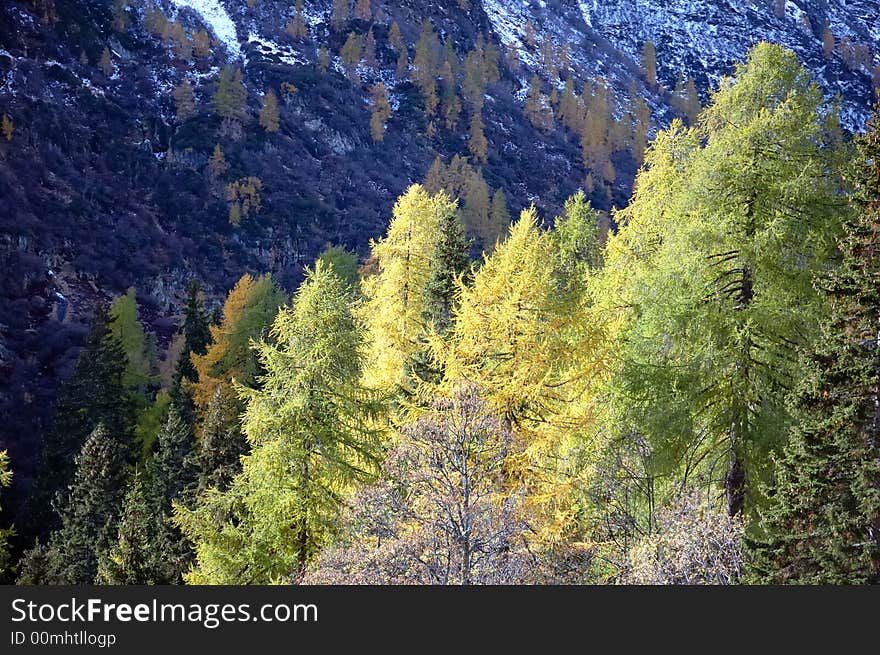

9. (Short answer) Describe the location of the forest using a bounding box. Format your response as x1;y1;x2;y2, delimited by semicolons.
2;41;880;585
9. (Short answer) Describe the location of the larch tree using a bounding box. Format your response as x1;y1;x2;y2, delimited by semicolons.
641;40;657;89
360;185;456;391
175;261;383;583
413;21;440;118
259;89;280;133
595;43;850;518
190;273;285;412
468;111;488;163
0;452;11;575
172;78;196;121
369;82;392;142
213;66;248;122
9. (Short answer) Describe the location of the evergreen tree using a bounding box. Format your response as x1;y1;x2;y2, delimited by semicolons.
174;281;212;387
25;425;127;584
97;471;170;584
28;304;135;538
176;262;383;583
421;208;471;335
746;108;880;584
148;406;199;582
197;385;248;494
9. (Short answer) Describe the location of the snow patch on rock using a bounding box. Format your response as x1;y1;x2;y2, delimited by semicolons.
170;0;241;60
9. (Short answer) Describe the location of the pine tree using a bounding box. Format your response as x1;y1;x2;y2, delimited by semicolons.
176;262;383;583
370;82;392;142
148;406;198;582
197;385;248;493
97;470;170;584
213;66;248;121
746;108;880;584
99;47;114;76
421;209;471;335
38;425;128;583
259;89;280;132
171;281;212;410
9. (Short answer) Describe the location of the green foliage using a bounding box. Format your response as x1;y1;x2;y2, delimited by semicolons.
316;245;360;291
97;471;171;584
109;287;156;395
746;108;880;584
596;43;850;517
29;304;136;537
213;66;248;121
0;451;12;575
22;425;127;584
176;262;383;583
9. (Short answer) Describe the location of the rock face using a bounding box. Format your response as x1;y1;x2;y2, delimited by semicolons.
0;0;877;513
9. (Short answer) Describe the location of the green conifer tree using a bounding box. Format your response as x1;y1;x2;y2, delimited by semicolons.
746;108;880;584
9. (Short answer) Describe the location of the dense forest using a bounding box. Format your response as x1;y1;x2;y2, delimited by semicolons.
2;38;879;584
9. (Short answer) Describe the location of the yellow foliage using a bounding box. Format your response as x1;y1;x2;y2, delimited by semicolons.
360;185;457;392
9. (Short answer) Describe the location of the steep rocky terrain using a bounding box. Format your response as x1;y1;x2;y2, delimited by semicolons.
0;0;877;524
